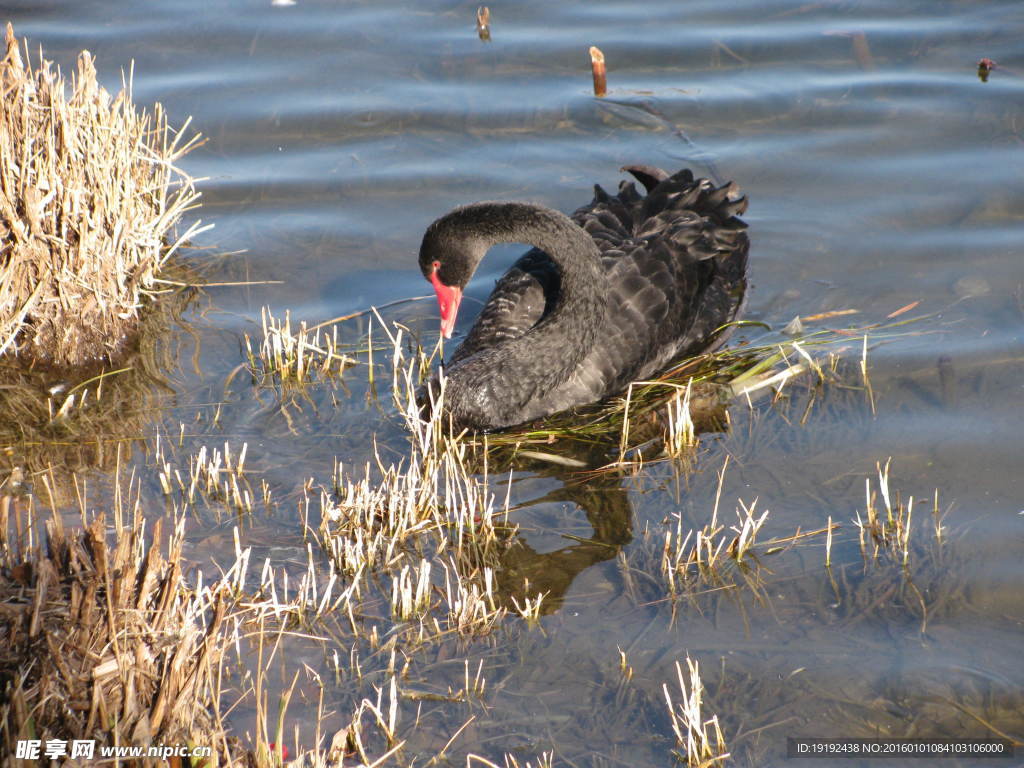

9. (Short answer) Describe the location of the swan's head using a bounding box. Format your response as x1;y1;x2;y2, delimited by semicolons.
422;258;463;340
418;206;493;339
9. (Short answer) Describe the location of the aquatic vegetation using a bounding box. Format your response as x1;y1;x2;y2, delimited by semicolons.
0;503;245;761
661;458;774;598
245;307;356;385
664;657;730;767
0;467;531;766
313;321;525;638
158;439;258;516
853;457;942;567
0;262;197;511
0;24;206;366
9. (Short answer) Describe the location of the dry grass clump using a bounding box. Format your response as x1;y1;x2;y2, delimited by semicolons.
660;458;780;599
854;457;944;567
661;497;771;596
0;23;206;366
664;656;730;767
0;478;526;766
0;508;238;761
158;439;259;517
245;307;357;385
809;458;958;635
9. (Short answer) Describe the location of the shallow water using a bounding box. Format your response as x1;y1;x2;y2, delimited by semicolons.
6;0;1024;765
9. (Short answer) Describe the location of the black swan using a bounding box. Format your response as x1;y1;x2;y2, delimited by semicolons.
418;165;749;431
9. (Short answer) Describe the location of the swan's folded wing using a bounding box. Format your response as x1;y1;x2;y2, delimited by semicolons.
566;169;750;395
449;248;560;365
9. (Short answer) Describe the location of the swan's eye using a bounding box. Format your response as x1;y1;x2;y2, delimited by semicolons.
432;260;441;271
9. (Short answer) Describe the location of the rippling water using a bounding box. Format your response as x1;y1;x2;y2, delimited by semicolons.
8;0;1023;764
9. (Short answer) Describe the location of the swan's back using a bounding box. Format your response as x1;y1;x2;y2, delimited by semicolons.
448;166;748;419
576;167;748;390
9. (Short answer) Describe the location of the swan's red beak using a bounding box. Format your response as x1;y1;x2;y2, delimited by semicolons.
428;269;462;339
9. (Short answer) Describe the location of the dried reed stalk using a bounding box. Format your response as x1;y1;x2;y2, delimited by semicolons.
477;6;492;41
589;46;607;97
0;512;236;760
0;23;206;366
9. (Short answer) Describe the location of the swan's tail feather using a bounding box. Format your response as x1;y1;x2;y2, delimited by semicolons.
616;180;643;205
620;164;670;193
577;166;748;262
704;181;734;208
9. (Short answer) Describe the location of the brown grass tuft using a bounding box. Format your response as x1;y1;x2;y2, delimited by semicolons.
0;510;236;761
0;23;206;366
664;656;730;767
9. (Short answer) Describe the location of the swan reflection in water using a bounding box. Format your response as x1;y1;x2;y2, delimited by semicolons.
459;388;731;616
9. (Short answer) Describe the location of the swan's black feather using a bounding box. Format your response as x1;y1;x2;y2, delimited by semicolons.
618;164;669;194
426;166;749;430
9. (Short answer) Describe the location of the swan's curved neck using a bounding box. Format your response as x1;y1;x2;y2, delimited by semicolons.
421;202;608;426
426;201;606;325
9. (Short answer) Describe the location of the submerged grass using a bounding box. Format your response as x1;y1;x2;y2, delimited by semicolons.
0;259;198;509
853;457;944;567
664;657;730;767
245;307;358;386
660;457;776;600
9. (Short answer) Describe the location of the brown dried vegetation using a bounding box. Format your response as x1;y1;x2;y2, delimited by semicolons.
0;510;236;761
0;23;205;367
